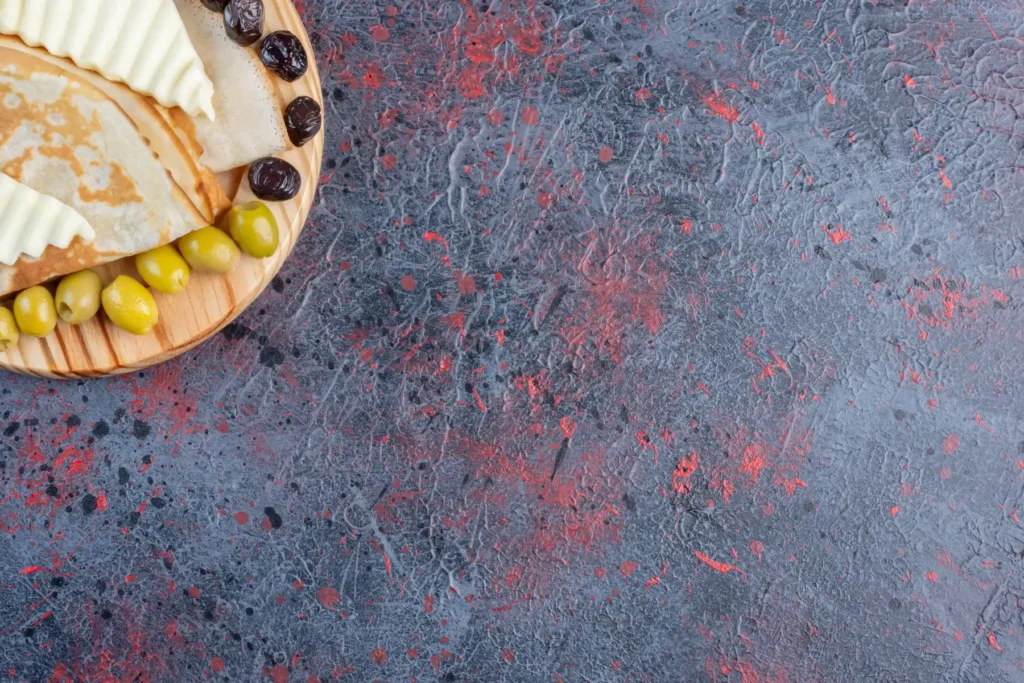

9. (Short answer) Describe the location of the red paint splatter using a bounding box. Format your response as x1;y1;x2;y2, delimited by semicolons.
598;146;613;163
558;233;667;364
369;24;390;41
317;587;340;608
560;417;576;439
362;63;386;89
943;434;960;455
988;632;1002;652
752;121;765;146
739;442;768;484
825;86;836;105
501;648;516;663
635;87;652;103
487;108;505;126
456;272;476;295
234;511;249;525
400;274;417;291
458;65;487;100
925;571;938;582
512;28;542;55
938;168;953;190
619;560;639;577
441;312;466;335
702;92;739;122
423;232;449;250
671;451;700;494
424;594;435;614
269;665;289;683
211;657;225;673
380;153;398;170
371;648;388;665
522;107;539;125
693;551;746;578
822;225;851;244
749;541;763;557
903;74;916;88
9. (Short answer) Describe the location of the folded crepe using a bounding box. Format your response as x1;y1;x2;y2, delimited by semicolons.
0;41;230;296
0;0;216;119
174;0;288;172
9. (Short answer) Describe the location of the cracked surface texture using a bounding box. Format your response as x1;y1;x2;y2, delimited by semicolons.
3;0;1024;681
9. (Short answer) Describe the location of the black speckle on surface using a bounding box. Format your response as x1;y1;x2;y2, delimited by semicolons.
92;421;109;438
132;420;151;440
264;507;282;529
81;494;97;515
222;322;249;341
259;346;285;368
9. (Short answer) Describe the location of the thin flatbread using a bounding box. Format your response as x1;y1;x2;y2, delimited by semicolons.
0;35;229;220
0;44;225;295
175;0;288;173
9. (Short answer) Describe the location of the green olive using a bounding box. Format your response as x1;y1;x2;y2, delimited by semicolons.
55;270;102;324
225;201;279;258
14;286;57;337
136;245;190;294
178;226;241;274
102;276;159;336
0;307;19;352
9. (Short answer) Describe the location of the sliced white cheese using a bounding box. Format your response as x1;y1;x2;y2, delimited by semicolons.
0;172;96;267
0;0;215;120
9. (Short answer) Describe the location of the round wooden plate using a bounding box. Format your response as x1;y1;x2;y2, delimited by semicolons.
0;0;323;379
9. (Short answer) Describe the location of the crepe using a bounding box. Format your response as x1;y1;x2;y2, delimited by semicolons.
0;43;229;295
175;0;288;172
0;0;216;119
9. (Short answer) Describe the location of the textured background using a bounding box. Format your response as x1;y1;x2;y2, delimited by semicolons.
2;0;1024;681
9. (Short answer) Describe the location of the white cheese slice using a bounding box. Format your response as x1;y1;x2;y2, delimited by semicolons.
0;0;216;120
0;172;96;267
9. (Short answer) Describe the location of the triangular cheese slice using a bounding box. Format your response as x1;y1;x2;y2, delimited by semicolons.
0;172;96;267
0;0;216;119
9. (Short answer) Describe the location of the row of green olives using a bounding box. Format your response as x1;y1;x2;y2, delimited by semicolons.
0;202;280;348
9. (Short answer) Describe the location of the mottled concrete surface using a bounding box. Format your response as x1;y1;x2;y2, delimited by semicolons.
4;0;1024;681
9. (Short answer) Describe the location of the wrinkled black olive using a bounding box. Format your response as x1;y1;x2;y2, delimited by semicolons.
248;158;301;202
285;97;322;147
200;0;229;10
224;0;264;47
260;31;308;82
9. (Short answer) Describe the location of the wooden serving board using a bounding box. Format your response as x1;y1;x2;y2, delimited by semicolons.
0;0;323;379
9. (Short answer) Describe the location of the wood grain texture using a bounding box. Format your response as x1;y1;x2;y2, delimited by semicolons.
0;0;323;379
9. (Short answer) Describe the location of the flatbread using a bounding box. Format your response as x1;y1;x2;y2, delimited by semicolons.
0;35;229;221
0;44;226;295
175;0;288;172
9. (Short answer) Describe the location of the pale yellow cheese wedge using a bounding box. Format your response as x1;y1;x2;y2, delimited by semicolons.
0;172;96;267
0;0;215;119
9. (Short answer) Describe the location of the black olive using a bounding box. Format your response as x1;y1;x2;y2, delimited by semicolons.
260;31;308;82
200;0;229;10
224;0;264;47
285;97;322;147
248;157;301;201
